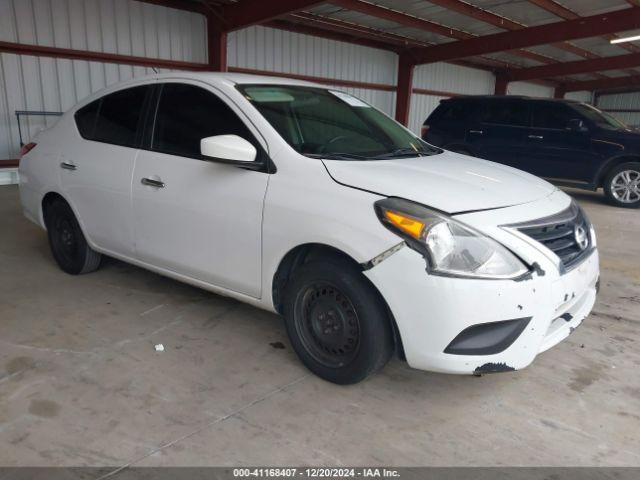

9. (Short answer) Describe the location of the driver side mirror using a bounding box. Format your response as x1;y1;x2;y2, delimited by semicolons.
200;134;262;169
567;118;589;133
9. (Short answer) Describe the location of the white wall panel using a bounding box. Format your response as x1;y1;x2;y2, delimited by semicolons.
408;63;494;134
508;81;554;98
597;91;640;109
227;25;398;117
409;94;447;136
566;91;593;103
0;0;206;159
597;92;640;127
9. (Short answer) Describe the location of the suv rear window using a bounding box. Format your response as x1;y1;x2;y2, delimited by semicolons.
428;100;477;124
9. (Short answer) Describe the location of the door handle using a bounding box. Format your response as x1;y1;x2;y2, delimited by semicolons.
60;162;77;171
469;130;483;135
141;177;165;188
528;135;544;140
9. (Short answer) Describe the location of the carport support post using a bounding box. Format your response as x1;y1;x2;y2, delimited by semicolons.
207;13;227;72
494;72;509;95
395;53;415;127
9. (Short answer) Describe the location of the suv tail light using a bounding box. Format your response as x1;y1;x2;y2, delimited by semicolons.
421;125;429;138
19;142;37;157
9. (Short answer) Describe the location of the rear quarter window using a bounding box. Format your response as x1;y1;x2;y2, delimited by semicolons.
427;100;477;125
74;100;100;139
93;86;149;147
74;85;150;147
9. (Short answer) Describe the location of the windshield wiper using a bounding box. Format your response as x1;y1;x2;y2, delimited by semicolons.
372;147;425;159
306;152;369;160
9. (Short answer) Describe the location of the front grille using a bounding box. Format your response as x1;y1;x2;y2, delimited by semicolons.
509;202;592;271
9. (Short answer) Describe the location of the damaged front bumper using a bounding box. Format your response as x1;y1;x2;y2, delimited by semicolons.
363;234;599;375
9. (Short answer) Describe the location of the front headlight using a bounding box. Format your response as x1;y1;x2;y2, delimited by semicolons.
375;198;529;279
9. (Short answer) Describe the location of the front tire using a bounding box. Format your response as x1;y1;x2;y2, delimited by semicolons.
283;260;394;384
44;199;102;274
604;162;640;208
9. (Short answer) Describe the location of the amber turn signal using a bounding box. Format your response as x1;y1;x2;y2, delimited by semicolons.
383;210;425;240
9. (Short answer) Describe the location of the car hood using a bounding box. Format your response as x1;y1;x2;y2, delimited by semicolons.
322;151;557;214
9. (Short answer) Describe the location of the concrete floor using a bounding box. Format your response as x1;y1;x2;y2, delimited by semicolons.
0;184;639;468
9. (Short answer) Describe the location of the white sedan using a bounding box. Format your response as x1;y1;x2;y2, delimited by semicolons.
19;73;599;384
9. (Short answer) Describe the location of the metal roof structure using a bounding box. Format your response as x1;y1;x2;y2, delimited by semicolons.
2;0;640;124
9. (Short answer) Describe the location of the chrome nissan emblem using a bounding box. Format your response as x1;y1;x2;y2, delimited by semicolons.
574;225;589;251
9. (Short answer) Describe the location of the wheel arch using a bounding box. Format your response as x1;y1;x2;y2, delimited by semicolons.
41;191;69;229
40;191;92;246
595;155;640;187
271;242;405;359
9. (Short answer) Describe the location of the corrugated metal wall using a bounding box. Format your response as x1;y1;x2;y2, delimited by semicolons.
0;0;598;158
508;81;553;98
597;92;640;127
566;91;593;103
408;62;494;134
227;26;398;116
0;0;206;159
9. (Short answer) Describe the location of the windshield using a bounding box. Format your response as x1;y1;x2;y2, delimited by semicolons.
570;103;629;131
237;84;440;160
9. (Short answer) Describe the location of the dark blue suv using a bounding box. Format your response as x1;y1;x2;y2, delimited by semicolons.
423;96;640;208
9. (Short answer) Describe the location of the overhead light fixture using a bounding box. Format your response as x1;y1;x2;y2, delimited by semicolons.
611;34;640;44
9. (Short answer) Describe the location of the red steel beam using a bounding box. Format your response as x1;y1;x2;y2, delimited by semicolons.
528;0;640;76
0;40;209;70
331;0;556;66
289;12;428;48
494;73;509;95
332;0;472;40
564;75;640;92
412;87;458;97
229;66;396;91
427;0;603;63
277;13;529;73
266;19;400;51
507;51;640;82
134;0;207;14
206;13;227;71
405;7;640;65
395;53;415;126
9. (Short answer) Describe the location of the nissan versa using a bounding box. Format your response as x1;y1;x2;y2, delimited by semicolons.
18;73;600;384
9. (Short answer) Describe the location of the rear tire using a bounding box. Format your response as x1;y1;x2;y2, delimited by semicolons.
283;259;394;384
604;162;640;208
44;199;102;274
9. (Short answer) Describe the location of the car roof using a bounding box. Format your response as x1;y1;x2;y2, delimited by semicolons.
442;95;581;104
126;71;325;89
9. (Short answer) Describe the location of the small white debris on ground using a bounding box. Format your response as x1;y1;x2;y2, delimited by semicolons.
154;344;165;352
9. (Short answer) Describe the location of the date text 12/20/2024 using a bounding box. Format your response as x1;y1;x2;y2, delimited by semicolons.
233;468;401;478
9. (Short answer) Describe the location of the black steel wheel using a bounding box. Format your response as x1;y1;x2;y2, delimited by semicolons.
45;199;101;274
295;282;361;368
283;259;394;384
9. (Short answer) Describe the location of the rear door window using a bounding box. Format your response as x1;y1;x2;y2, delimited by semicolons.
481;100;530;127
88;85;150;147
